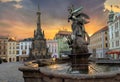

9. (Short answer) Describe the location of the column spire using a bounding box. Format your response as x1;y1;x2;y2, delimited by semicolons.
34;1;44;40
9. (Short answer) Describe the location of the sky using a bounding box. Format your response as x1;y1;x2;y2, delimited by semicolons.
0;0;120;40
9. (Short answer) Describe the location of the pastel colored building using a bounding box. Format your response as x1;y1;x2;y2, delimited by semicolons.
107;11;120;60
54;30;72;57
16;39;32;61
0;36;8;62
7;38;17;62
47;40;58;58
88;26;109;58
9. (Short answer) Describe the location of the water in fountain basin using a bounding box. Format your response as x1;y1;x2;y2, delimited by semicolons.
47;63;120;74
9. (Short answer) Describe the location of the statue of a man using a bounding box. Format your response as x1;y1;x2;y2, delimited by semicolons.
67;5;90;54
68;5;89;41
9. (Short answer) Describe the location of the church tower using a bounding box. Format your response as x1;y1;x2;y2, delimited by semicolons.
29;4;49;60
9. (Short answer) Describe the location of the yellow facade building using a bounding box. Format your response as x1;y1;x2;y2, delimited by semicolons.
7;38;17;62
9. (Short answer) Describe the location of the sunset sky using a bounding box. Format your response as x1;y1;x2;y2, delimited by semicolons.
0;0;120;40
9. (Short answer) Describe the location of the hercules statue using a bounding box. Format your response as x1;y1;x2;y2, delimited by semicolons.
67;5;90;54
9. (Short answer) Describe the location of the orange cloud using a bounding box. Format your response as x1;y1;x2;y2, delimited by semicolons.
0;17;106;40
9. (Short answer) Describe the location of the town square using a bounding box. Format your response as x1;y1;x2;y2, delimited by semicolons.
0;0;120;82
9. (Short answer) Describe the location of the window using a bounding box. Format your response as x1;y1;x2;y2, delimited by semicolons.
21;45;23;49
17;46;19;49
16;51;19;54
116;22;118;29
22;50;26;55
4;52;6;55
112;42;114;47
25;45;27;49
112;33;113;39
115;31;119;38
55;48;57;53
106;43;108;48
105;37;107;40
116;40;119;47
105;31;107;34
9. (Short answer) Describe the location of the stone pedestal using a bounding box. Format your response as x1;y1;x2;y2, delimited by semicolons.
68;53;91;73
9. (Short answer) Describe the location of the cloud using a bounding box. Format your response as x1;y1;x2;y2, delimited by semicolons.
0;0;108;39
0;0;22;3
104;0;120;12
13;3;22;8
0;0;23;8
0;19;34;40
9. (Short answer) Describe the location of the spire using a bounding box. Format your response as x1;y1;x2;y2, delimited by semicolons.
37;3;41;29
38;3;40;12
34;1;44;40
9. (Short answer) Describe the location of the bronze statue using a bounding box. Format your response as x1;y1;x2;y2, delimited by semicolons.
67;5;90;54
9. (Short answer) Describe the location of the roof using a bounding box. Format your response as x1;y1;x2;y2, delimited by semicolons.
8;37;16;41
8;38;16;42
19;38;33;42
0;36;8;39
56;30;71;35
91;26;108;37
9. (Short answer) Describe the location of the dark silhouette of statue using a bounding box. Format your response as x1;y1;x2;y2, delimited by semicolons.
67;5;90;54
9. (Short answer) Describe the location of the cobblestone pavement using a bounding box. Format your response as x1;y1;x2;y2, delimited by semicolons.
0;62;24;82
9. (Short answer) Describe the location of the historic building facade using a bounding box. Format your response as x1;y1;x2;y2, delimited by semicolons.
29;5;49;60
107;11;120;59
88;26;109;58
0;36;8;62
7;38;17;62
16;39;32;61
54;30;71;57
47;40;58;58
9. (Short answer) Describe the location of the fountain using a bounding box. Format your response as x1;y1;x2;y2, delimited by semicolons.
19;5;120;82
67;5;91;74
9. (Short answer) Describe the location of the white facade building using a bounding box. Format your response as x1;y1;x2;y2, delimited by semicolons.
88;26;109;58
47;40;58;58
16;40;32;61
108;12;120;59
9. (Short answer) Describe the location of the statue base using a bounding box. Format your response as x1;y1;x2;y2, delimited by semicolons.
68;53;91;74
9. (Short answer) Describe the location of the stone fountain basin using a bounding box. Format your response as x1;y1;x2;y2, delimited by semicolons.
19;60;120;82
